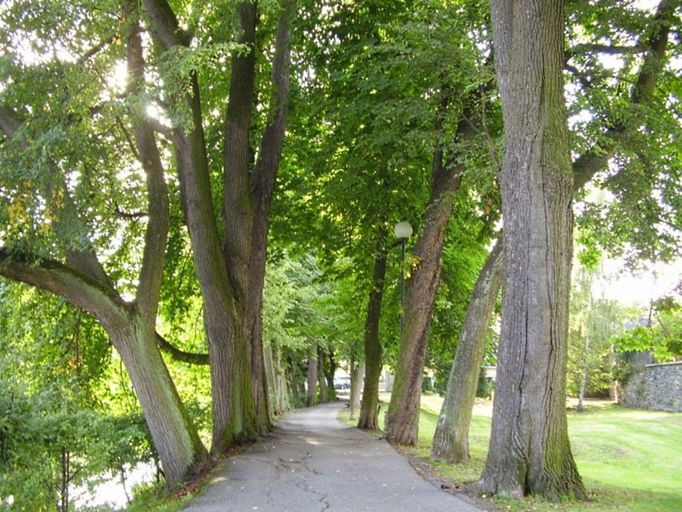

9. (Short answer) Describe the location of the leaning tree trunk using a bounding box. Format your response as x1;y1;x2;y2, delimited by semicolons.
477;0;585;500
0;255;208;488
110;312;207;486
432;240;503;462
384;171;461;445
358;231;389;429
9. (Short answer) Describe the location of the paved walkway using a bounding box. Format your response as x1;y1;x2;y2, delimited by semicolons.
182;401;482;512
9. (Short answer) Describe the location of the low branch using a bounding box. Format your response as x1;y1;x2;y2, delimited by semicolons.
155;333;209;365
567;43;644;59
115;205;148;219
0;247;125;330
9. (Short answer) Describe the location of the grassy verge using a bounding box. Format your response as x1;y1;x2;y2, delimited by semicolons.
343;393;682;512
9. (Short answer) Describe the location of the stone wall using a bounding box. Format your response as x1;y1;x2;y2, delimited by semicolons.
622;361;682;412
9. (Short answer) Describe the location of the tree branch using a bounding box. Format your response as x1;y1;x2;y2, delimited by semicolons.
140;0;190;49
222;0;258;293
567;43;644;59
76;34;116;65
251;0;296;202
125;0;170;325
0;105;113;287
0;247;126;331
573;0;678;189
156;333;209;365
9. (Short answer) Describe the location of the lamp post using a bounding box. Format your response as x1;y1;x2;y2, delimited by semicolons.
394;221;413;337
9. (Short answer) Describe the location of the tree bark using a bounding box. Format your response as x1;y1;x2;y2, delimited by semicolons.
222;0;295;432
110;312;207;486
325;349;337;401
358;229;389;429
384;136;464;445
577;332;590;413
432;240;503;462
349;353;364;420
318;349;329;403
477;0;585;499
306;346;318;407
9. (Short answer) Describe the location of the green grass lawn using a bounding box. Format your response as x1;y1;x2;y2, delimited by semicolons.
345;393;682;511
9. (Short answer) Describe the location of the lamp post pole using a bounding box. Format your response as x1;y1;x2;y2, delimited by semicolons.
394;221;413;338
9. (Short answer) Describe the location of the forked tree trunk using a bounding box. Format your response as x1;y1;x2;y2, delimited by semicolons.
432;240;503;462
477;0;585;499
142;0;295;452
358;231;388;429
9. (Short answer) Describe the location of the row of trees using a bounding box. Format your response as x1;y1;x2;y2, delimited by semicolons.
1;0;680;505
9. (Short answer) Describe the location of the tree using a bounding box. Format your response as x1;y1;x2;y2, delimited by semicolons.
434;0;680;466
476;0;586;499
139;0;296;450
567;265;624;410
0;0;206;485
431;240;502;462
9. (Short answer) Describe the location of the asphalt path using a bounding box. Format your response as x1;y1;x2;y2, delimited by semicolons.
181;401;482;512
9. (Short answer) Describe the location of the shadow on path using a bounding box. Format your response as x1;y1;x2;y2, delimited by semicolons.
181;401;482;512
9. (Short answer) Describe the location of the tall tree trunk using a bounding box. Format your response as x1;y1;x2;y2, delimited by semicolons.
318;349;329;403
325;349;337;401
577;333;590;413
264;342;287;417
384;163;462;445
433;0;677;471
432;240;503;462
143;0;295;450
222;0;295;434
349;353;364;420
358;229;389;429
307;347;318;407
477;0;585;499
264;342;277;418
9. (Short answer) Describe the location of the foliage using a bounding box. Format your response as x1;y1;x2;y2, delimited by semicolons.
262;252;364;405
567;265;626;397
0;281;155;510
567;0;682;265
614;295;682;361
475;371;494;399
